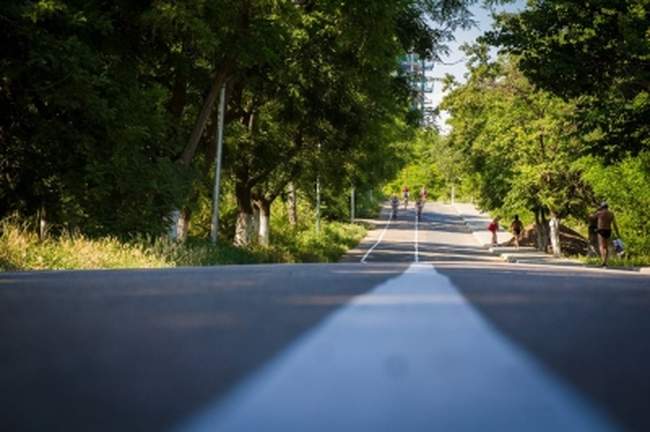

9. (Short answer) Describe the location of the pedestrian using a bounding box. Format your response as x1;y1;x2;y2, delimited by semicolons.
592;202;621;268
488;217;500;246
419;186;428;202
510;215;524;249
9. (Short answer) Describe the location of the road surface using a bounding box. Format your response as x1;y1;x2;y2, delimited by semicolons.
1;202;649;431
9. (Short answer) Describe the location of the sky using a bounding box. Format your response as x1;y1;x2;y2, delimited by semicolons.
430;0;526;132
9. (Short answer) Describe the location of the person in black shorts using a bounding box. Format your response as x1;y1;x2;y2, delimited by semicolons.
510;215;524;249
593;202;620;267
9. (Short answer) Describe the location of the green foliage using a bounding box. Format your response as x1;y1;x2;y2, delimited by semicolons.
271;221;366;263
383;129;447;199
489;0;650;158
442;52;591;218
1;0;480;254
581;255;650;269
440;45;650;255
0;0;193;235
578;152;650;253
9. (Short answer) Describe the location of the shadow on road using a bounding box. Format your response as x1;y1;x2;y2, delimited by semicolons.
0;264;407;431
436;264;650;432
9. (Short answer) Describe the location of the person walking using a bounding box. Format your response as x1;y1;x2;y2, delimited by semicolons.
510;215;524;249
488;217;500;247
593;202;620;267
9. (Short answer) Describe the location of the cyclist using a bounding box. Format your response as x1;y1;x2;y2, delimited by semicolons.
415;197;423;220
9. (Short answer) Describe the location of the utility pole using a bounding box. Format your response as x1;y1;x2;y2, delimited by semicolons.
316;142;321;235
350;186;355;223
451;182;456;206
210;84;226;244
316;176;321;234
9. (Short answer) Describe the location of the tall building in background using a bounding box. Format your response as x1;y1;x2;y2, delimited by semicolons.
400;53;435;126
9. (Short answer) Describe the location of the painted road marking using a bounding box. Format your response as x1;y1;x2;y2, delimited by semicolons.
414;208;419;263
176;264;620;432
360;209;393;263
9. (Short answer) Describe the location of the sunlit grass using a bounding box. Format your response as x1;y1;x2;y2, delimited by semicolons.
580;255;650;269
0;219;366;271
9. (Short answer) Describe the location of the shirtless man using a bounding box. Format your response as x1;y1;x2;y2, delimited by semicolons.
594;202;620;267
510;215;524;249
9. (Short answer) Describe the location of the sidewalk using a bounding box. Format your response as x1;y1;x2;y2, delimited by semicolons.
452;202;584;267
453;202;511;247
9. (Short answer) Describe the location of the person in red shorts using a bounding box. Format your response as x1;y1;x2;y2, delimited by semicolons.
488;217;500;246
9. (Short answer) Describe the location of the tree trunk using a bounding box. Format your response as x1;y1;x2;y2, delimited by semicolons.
252;204;260;242
38;205;47;240
257;199;271;246
235;212;255;247
178;65;231;166
167;209;180;240
177;207;191;242
534;208;549;252
168;66;187;120
549;212;561;257
234;182;256;247
287;182;298;226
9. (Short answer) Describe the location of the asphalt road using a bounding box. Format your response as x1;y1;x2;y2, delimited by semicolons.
1;202;649;431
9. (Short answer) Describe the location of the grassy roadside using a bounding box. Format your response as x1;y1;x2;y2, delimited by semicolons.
579;255;650;270
0;220;366;271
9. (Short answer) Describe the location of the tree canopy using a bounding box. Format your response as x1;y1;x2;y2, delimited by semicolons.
1;0;478;244
487;0;650;158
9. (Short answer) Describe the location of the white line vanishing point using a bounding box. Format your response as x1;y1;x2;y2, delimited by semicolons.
414;209;419;263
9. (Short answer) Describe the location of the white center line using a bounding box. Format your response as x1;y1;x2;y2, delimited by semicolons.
176;263;619;432
360;207;392;263
414;208;419;263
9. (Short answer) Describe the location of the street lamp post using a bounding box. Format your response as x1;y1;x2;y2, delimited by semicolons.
316;142;321;235
350;186;355;223
210;84;226;244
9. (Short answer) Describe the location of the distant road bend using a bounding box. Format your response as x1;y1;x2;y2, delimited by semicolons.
2;202;649;431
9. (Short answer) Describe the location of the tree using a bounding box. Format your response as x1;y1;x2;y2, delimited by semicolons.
488;0;650;159
0;0;191;236
441;49;592;253
222;0;478;246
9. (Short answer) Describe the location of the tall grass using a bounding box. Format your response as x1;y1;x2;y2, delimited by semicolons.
0;218;366;271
